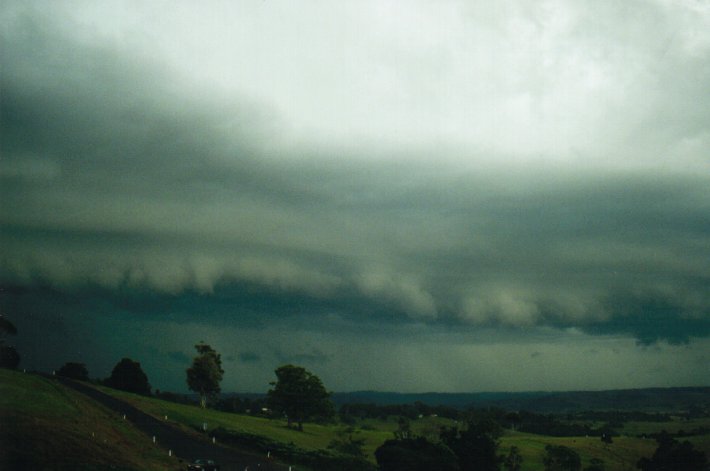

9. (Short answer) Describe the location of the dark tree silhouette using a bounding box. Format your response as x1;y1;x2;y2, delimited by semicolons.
543;444;581;471
375;437;460;471
637;433;708;471
267;364;334;430
394;416;413;440
0;315;18;335
105;358;151;395
57;362;89;381
0;345;20;369
441;418;501;471
0;315;20;369
505;411;522;431
503;445;523;471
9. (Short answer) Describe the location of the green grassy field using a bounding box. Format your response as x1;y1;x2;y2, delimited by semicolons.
618;417;710;460
500;433;658;471
93;384;701;470
0;369;182;470
618;417;710;436
4;371;707;471
95;384;395;459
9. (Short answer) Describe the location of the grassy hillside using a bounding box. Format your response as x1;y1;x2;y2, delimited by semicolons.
96;384;394;459
0;369;181;470
3;369;705;470
500;433;658;471
93;384;688;470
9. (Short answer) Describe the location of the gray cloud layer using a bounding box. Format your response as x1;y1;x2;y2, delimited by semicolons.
1;1;710;390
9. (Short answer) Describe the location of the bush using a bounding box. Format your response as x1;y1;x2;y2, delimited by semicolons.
637;434;708;471
375;437;460;471
57;362;89;381
0;346;20;369
543;444;581;471
105;358;151;395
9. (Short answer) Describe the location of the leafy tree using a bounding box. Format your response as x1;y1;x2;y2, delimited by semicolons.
601;432;613;444
328;427;367;459
0;315;18;335
441;418;502;471
105;358;151;395
637;433;708;471
543;444;581;471
0;315;20;369
267;364;334;430
505;411;522;431
375;437;460;471
57;362;89;381
0;345;20;369
503;446;523;471
186;343;224;408
394;416;414;440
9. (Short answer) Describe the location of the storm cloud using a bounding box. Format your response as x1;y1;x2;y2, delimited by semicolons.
1;1;709;392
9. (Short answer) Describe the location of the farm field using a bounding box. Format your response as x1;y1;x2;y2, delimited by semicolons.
500;433;658;471
618;417;710;459
97;384;395;460
2;370;708;471
95;383;708;470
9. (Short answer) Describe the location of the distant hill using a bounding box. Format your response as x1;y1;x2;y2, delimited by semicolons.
221;386;710;413
328;387;710;413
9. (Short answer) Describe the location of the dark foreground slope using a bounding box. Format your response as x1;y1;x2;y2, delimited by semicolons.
57;376;289;471
0;369;288;471
0;368;180;470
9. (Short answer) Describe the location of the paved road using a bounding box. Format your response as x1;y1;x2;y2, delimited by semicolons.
53;376;292;471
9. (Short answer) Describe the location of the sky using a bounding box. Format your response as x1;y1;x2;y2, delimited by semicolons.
1;0;709;394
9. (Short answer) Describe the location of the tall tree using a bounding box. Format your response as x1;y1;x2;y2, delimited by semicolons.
0;315;20;369
0;315;18;335
106;358;151;395
441;418;502;471
503;446;523;471
186;342;224;408
267;364;334;430
543;445;581;471
637;434;707;471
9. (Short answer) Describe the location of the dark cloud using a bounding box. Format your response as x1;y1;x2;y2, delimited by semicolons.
274;347;331;366
1;1;710;391
591;292;710;346
167;351;191;365
238;352;261;363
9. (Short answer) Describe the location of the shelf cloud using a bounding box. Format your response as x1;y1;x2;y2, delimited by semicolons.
2;0;709;392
